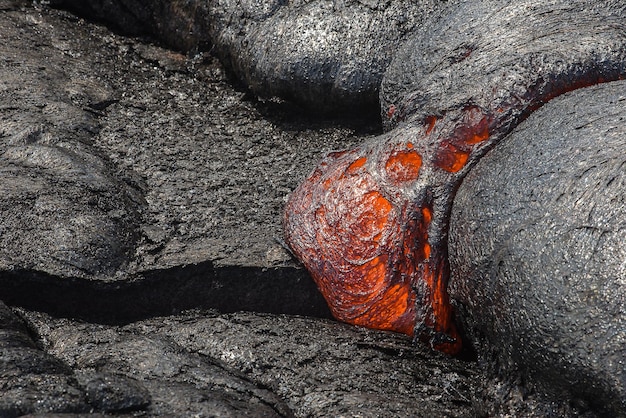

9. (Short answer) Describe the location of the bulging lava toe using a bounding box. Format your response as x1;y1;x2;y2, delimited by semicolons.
283;149;418;335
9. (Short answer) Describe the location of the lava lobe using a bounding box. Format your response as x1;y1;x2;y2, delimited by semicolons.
283;0;626;356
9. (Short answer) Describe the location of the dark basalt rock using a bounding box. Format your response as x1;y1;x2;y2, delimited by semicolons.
0;3;143;280
449;81;626;417
0;299;151;416
381;0;626;129
0;1;336;322
2;0;624;416
48;0;458;114
0;137;142;279
205;0;452;113
20;308;478;418
0;4;481;416
45;0;212;51
0;298;291;417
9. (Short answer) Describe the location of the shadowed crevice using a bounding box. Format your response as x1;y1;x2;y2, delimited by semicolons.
0;264;332;325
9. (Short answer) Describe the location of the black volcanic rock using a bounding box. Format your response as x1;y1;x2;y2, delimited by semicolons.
0;1;340;321
205;0;453;113
380;0;626;129
20;308;478;417
0;1;624;417
0;299;151;416
0;3;143;280
449;81;626;417
0;4;478;417
0;137;142;279
48;0;459;113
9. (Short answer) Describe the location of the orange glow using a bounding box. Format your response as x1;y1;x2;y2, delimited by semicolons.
423;242;431;259
369;191;392;217
351;282;416;335
385;148;422;184
283;68;625;358
284;137;460;356
346;255;388;301
464;126;490;144
421;263;461;355
448;106;492;146
347;157;367;173
434;143;470;173
305;160;416;333
421;207;432;224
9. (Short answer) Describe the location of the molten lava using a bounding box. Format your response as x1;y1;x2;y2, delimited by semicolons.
283;43;622;357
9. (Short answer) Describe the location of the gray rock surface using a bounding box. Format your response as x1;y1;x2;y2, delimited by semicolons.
381;0;626;129
1;0;354;321
0;4;143;280
20;308;478;417
449;81;626;416
0;2;479;417
1;0;624;416
205;0;453;113
0;295;290;417
0;299;150;416
48;0;459;113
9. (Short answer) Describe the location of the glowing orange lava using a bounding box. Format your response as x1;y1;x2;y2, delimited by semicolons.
434;143;470;173
283;138;463;356
283;46;624;358
385;148;422;184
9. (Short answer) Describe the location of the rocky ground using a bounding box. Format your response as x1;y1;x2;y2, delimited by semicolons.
0;1;623;417
0;2;479;416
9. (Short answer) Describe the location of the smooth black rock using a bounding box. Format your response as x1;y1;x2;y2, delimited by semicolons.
0;138;142;279
449;81;626;417
74;371;151;413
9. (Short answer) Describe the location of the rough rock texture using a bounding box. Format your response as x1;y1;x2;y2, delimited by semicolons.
1;0;624;416
0;6;143;280
449;82;626;416
282;0;625;356
0;294;291;417
0;300;151;416
20;308;478;417
381;0;626;128
204;0;453;113
48;0;459;113
1;0;355;322
0;2;480;417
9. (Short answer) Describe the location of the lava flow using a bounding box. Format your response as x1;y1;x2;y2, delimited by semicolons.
282;113;483;355
283;35;624;356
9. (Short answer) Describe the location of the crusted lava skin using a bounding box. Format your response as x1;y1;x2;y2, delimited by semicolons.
284;0;626;355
